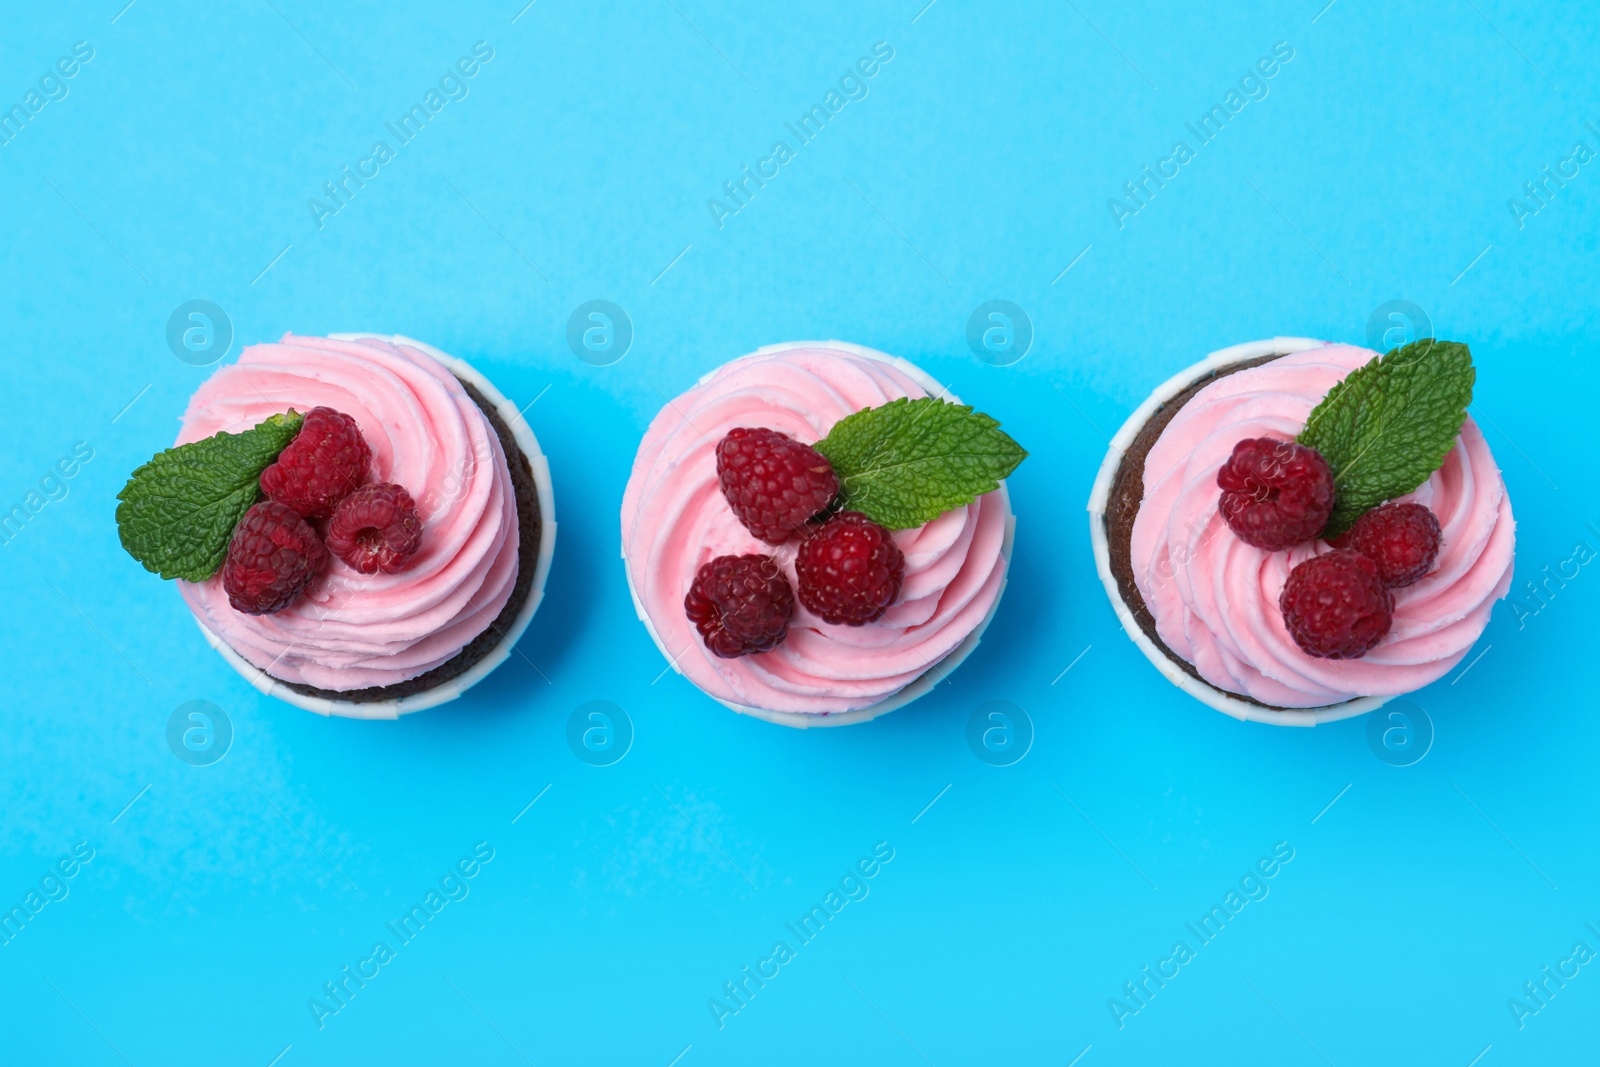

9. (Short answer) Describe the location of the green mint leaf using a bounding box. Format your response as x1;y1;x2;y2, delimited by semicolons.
116;411;304;581
1297;339;1474;538
814;396;1027;529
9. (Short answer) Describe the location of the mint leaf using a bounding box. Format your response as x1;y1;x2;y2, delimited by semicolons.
116;411;303;581
1297;339;1474;538
814;397;1027;529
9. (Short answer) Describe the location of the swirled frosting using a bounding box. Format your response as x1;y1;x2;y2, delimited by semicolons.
1130;343;1515;708
177;334;519;692
622;345;1011;715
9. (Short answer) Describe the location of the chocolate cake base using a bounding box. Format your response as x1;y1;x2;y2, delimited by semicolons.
274;378;542;703
1103;353;1308;712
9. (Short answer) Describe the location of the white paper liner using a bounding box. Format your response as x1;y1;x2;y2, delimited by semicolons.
622;340;1017;729
1085;337;1389;727
192;334;557;720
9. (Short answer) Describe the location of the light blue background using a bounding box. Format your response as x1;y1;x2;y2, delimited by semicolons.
2;1;1595;1064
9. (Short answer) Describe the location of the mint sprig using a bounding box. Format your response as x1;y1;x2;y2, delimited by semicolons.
814;396;1027;530
1298;339;1474;538
116;411;303;581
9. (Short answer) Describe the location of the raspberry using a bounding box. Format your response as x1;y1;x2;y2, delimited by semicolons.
716;427;839;545
221;501;328;615
795;511;905;625
1279;549;1394;659
1217;437;1336;550
260;406;372;519
684;554;795;658
1341;502;1442;588
325;482;425;575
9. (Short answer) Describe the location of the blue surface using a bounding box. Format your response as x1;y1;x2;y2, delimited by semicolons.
1;1;1596;1064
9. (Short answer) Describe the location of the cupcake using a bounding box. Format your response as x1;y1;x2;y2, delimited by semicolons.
621;341;1025;727
1089;337;1515;725
116;333;555;718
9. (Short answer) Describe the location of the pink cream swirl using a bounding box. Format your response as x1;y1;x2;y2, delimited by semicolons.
177;334;519;692
621;345;1012;715
1130;343;1515;708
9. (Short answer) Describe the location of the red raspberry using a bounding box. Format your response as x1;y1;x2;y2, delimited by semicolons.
1217;437;1336;550
684;554;795;658
325;482;425;575
1279;549;1394;659
716;427;839;545
260;407;372;519
795;511;905;625
1341;502;1442;588
221;501;328;615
